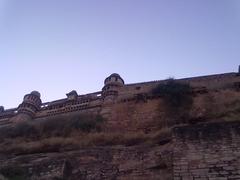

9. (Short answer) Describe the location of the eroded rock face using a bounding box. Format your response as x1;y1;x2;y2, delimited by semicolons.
3;121;240;180
0;144;172;180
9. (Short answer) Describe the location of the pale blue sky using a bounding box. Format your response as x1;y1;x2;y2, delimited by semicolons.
0;0;240;108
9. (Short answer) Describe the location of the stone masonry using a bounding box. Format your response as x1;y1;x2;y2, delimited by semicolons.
0;71;240;130
173;121;240;180
2;121;240;179
0;144;172;180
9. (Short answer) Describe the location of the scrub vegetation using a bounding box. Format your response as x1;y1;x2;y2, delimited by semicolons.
0;114;171;155
152;78;193;125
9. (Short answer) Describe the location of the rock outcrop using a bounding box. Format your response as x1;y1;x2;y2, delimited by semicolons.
0;144;172;180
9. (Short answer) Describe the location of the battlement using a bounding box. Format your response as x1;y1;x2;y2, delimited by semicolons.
0;70;240;126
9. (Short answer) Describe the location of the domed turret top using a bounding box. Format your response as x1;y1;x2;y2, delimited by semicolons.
31;91;41;98
110;73;121;77
104;73;124;85
66;90;78;100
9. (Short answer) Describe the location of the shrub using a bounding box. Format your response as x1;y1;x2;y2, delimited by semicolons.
0;166;27;180
153;78;193;125
0;114;105;139
0;122;39;140
11;122;39;138
37;114;105;137
153;78;193;107
66;115;103;133
0;128;173;154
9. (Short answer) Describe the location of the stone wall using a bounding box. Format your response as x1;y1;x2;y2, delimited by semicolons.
1;72;240;128
2;120;240;179
173;121;240;180
0;144;172;180
101;98;163;132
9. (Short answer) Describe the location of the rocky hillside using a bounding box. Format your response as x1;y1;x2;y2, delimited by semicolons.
0;144;172;180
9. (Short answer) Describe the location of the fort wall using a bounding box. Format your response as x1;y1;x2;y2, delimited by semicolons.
173;121;240;180
0;71;240;128
101;98;163;132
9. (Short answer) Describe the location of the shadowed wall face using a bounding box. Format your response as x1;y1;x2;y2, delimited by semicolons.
173;122;240;180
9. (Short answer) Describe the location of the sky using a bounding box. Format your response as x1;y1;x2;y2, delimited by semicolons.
0;0;240;109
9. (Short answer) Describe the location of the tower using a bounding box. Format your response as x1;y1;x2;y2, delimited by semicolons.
102;73;124;103
12;91;42;122
0;106;4;113
66;90;78;101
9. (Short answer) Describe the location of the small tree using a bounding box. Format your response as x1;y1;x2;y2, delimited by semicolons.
153;78;193;125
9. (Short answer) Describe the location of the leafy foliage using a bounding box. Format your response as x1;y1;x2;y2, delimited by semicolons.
0;114;105;139
153;78;193;107
153;78;193;125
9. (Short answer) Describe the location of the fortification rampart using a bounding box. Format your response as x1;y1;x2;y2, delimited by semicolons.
173;121;240;180
0;70;240;127
35;91;102;118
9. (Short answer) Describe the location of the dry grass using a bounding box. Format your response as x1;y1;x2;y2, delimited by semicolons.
188;89;240;124
0;128;172;155
0;111;173;155
0;114;104;140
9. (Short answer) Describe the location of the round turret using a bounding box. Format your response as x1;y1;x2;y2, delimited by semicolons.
104;73;124;86
31;91;41;98
0;106;4;113
102;73;124;102
17;91;42;118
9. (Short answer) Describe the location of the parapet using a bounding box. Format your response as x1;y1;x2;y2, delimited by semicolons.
18;91;42;118
104;73;124;87
0;106;4;113
66;90;78;100
0;70;240;124
102;73;125;101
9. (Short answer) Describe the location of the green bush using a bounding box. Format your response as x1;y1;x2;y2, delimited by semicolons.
66;115;104;133
38;114;105;136
153;78;193;125
153;78;193;107
12;122;38;138
0;122;39;139
0;114;105;139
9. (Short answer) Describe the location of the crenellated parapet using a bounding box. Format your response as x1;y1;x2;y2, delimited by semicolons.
17;91;42;118
0;106;4;113
102;73;124;103
0;69;240;126
0;108;17;117
36;91;102;118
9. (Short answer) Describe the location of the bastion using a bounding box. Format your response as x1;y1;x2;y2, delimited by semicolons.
1;69;240;131
1;68;240;179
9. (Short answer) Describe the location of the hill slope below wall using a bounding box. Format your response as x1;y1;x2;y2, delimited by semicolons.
1;121;240;179
0;143;172;180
